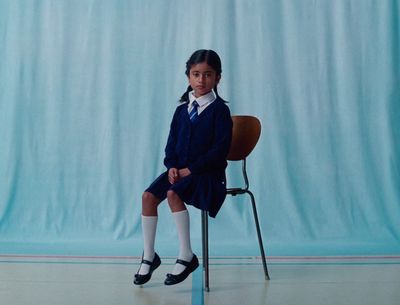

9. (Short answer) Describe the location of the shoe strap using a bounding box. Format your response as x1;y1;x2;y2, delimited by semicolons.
175;258;190;266
140;253;158;266
141;259;153;266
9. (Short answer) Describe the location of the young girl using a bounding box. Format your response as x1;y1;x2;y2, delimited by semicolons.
134;49;233;286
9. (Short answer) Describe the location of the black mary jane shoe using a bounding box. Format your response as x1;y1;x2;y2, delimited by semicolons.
164;254;199;286
133;253;161;285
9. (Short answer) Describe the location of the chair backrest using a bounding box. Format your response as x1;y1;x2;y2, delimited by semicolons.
227;115;261;161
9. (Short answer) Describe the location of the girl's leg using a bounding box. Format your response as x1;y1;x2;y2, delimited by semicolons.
142;191;160;216
167;190;194;275
138;191;161;275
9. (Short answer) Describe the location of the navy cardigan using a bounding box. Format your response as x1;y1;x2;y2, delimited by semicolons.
164;97;233;175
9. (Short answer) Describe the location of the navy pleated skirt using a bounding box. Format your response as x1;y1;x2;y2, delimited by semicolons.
145;171;227;218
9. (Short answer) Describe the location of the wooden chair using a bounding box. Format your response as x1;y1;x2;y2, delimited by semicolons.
201;115;270;291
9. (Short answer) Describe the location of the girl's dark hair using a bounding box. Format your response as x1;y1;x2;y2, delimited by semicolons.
179;49;225;102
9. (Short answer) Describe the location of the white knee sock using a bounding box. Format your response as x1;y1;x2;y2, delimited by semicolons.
138;215;158;275
172;209;193;275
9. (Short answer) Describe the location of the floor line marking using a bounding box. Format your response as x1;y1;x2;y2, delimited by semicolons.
1;258;400;267
191;266;204;305
1;254;400;260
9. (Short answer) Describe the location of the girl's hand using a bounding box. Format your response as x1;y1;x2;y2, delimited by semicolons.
178;168;191;178
168;168;179;184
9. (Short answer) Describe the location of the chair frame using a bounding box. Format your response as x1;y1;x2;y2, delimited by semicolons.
201;157;270;292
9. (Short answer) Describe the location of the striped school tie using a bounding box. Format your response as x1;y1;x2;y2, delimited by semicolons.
189;101;199;122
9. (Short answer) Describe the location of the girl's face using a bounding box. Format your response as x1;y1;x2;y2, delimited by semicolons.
188;62;221;98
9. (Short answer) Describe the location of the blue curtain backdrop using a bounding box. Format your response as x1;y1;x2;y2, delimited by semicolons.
0;0;399;256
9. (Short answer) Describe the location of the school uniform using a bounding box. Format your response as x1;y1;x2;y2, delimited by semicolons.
146;91;233;217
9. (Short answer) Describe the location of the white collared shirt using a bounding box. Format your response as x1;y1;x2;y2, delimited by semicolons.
188;90;216;115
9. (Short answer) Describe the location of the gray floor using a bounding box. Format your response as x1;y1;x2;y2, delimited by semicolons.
1;255;399;305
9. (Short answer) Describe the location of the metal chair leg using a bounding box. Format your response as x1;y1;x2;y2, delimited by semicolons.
246;190;270;280
201;210;210;291
202;212;206;270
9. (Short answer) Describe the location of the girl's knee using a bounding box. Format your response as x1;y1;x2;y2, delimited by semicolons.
167;190;186;212
142;191;161;204
142;192;159;216
142;191;153;203
167;190;177;200
142;192;159;207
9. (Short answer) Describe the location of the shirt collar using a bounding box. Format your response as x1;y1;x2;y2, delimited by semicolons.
189;90;216;107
